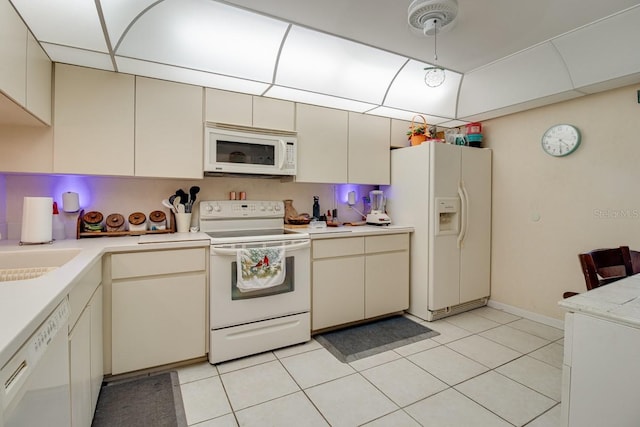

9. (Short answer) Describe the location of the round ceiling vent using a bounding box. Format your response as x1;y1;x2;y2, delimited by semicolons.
408;0;458;35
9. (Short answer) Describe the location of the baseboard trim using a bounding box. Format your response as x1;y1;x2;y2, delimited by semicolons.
488;300;565;330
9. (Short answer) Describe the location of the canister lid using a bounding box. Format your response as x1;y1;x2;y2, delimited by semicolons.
128;212;146;225
149;210;166;223
83;211;103;224
106;213;125;228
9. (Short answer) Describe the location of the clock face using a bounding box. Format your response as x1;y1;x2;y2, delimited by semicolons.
541;124;581;157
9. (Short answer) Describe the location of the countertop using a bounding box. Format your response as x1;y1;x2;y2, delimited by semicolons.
285;224;414;239
559;274;640;328
0;233;210;368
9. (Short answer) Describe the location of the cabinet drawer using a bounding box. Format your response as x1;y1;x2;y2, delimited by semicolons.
68;261;102;329
313;237;364;259
111;248;205;279
365;233;409;254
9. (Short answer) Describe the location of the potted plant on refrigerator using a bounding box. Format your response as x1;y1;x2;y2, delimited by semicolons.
407;115;429;146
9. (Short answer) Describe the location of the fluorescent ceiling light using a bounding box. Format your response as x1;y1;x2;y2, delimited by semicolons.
265;86;377;113
276;26;407;105
11;0;107;52
99;0;157;48
41;43;114;72
116;0;288;82
116;57;269;95
384;59;461;117
367;106;451;124
437;119;469;128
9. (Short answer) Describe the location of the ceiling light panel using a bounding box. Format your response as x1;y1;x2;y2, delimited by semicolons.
116;57;269;95
116;0;288;82
42;43;115;72
265;86;377;113
98;0;157;49
276;26;406;104
10;0;107;52
367;106;450;124
384;59;460;117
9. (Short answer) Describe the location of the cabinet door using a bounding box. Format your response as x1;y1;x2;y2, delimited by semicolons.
26;33;51;125
253;97;294;131
135;77;203;178
365;251;409;318
390;119;411;148
69;307;92;427
90;286;103;414
0;0;27;105
312;257;364;330
111;273;206;374
348;112;391;184
54;64;135;175
295;104;348;183
205;88;252;126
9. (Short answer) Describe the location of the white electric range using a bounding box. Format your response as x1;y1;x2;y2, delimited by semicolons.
199;200;311;364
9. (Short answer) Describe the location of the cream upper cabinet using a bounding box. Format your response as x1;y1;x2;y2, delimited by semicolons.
252;96;295;130
135;77;203;179
295;103;348;183
348;112;391;185
26;33;51;125
54;64;135;176
205;88;252;126
205;88;295;131
0;0;27;106
391;119;411;148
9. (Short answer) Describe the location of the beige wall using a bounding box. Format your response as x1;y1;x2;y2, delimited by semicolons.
1;174;373;240
485;83;640;319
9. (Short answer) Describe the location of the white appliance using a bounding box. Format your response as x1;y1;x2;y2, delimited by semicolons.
365;190;391;225
200;200;310;364
0;300;71;426
204;126;297;176
385;143;492;321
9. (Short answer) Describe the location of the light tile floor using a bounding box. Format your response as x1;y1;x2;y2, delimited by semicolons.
176;307;563;427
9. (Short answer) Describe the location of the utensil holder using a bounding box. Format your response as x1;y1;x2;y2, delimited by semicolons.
175;213;192;233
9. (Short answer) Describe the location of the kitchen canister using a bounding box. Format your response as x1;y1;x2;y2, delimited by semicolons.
83;211;104;232
106;213;126;232
128;212;147;232
20;196;53;244
148;210;166;230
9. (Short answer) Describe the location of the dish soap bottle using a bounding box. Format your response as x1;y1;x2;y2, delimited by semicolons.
52;202;65;241
312;196;320;219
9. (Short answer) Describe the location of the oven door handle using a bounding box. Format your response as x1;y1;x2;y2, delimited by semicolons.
211;241;310;255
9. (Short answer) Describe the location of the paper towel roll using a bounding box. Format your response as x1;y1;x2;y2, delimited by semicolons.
21;197;53;244
62;191;80;213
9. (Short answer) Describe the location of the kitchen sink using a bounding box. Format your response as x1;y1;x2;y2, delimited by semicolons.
0;248;82;282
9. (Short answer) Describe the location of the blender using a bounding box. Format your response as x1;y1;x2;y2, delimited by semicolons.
366;190;391;225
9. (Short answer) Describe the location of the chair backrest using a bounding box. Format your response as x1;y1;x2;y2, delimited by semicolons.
578;246;633;291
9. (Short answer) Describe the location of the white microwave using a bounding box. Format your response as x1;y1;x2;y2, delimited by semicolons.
204;127;297;176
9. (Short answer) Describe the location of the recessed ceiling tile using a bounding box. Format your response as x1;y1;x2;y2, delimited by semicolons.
384;60;461;118
98;0;157;49
41;43;114;71
116;0;288;82
276;25;406;105
265;86;377;112
115;57;269;95
11;0;107;52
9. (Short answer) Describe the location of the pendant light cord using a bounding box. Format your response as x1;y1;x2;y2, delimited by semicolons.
433;18;438;62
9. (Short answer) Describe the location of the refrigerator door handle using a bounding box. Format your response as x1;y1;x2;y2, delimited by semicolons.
457;183;468;248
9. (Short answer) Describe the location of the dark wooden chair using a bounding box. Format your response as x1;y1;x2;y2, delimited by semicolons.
564;246;635;298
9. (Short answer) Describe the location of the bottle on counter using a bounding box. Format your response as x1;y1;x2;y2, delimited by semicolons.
52;202;65;241
312;196;320;219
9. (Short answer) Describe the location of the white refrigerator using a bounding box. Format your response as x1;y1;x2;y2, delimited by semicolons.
385;143;492;321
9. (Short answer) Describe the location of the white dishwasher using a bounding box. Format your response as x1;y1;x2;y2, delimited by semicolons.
0;300;71;427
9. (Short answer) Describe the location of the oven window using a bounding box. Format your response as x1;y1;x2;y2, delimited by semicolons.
216;140;275;166
231;256;294;300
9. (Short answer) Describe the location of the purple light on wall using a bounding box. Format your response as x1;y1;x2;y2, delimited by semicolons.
337;184;362;205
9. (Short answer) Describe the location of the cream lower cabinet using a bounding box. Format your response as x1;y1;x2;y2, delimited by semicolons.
67;261;102;427
109;248;206;375
312;233;410;331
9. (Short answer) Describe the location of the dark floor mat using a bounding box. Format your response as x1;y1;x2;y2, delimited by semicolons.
91;371;187;427
315;315;440;363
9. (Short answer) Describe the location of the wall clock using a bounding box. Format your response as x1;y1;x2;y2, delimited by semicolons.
541;124;581;157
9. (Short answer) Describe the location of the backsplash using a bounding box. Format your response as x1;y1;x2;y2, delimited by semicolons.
1;174;375;240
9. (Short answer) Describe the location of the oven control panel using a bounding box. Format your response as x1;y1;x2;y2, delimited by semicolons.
200;200;284;219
